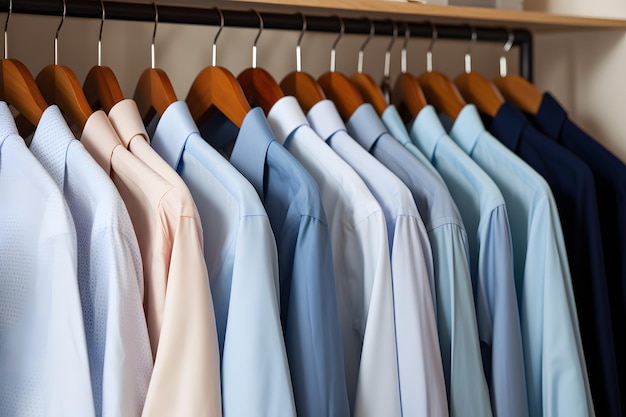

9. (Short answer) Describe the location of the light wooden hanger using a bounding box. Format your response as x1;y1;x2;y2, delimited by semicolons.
493;31;542;115
318;16;365;120
417;22;466;120
391;22;428;124
350;18;389;116
35;0;93;131
454;27;504;118
133;2;177;125
280;13;326;114
186;7;250;128
0;0;47;128
237;10;284;115
83;0;124;113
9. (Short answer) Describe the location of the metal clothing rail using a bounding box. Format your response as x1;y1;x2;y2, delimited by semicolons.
1;0;534;81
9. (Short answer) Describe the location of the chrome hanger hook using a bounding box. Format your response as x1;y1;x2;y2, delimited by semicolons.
426;22;438;73
4;0;12;59
383;20;398;79
212;7;224;67
252;10;263;69
357;18;375;74
464;26;477;74
401;22;410;74
98;0;105;66
499;30;515;77
54;0;67;65
151;2;158;69
296;13;307;72
330;16;345;73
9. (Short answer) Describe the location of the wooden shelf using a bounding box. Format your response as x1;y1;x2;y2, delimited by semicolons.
213;0;626;31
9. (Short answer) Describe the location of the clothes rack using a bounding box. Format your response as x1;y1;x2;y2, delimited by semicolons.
0;0;534;81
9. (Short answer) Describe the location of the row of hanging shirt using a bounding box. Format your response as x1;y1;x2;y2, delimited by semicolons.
1;4;626;417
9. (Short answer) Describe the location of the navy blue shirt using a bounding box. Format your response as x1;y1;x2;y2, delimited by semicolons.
488;102;621;417
530;92;626;407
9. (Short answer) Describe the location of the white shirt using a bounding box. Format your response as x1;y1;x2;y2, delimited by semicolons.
0;102;95;416
29;106;152;417
308;99;448;417
268;96;401;417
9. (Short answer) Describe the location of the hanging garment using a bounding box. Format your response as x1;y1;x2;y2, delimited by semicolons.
0;102;95;417
80;110;221;417
530;93;626;409
267;96;402;417
149;101;296;417
29;105;152;417
307;99;448;417
487;102;596;417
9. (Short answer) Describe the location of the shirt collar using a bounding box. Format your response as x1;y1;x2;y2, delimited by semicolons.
30;105;73;190
408;105;447;159
0;101;18;146
381;105;411;146
489;101;526;152
449;104;485;155
80;110;124;177
150;101;198;169
108;99;151;149
229;107;275;197
267;96;309;144
346;103;387;152
307;99;346;141
534;92;567;140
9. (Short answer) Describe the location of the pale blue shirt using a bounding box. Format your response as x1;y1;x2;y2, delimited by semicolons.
268;96;402;417
0;102;95;416
308;100;448;417
446;105;590;417
198;106;349;417
150;102;296;417
346;103;491;417
409;105;525;417
29;106;152;417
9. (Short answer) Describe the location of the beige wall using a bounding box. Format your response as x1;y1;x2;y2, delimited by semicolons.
1;1;623;161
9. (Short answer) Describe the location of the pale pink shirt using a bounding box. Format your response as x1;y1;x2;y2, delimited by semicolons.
81;110;221;417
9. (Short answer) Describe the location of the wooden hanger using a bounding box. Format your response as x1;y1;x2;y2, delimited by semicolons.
186;8;250;128
454;28;504;118
237;11;284;115
133;3;177;125
492;32;542;115
391;23;427;124
317;17;364;120
280;13;326;114
83;1;124;113
349;19;387;116
417;23;466;120
36;1;93;131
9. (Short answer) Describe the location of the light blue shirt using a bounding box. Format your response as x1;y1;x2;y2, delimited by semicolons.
409;105;525;417
198;106;349;417
346;103;491;417
150;102;296;417
308;100;448;417
447;104;589;417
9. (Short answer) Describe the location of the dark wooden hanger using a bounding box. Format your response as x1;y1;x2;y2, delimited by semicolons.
280;14;326;114
83;1;124;113
132;3;177;125
186;8;250;128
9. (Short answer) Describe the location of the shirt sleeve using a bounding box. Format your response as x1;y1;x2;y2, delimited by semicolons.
283;215;350;417
478;205;529;417
141;215;222;417
222;215;296;417
391;215;448;417
429;223;493;417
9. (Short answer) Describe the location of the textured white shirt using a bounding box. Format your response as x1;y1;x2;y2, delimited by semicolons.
308;100;448;417
0;102;95;416
29;106;152;417
268;96;401;417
